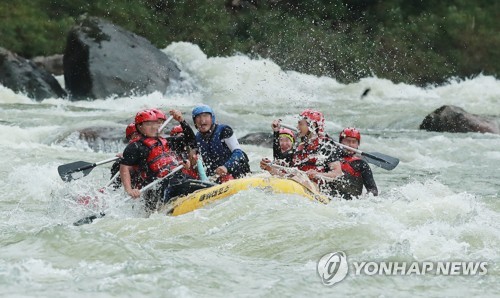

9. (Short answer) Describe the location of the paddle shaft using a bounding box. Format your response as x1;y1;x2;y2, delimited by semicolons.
267;162;338;182
74;156;119;172
331;140;364;156
104;171;121;188
281;123;367;156
140;165;184;193
59;156;121;182
98;156;120;166
280;123;398;170
196;158;209;182
158;115;174;133
73;165;184;226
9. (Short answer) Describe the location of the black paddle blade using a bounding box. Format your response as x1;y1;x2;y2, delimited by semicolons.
362;152;400;171
73;212;105;226
58;161;95;182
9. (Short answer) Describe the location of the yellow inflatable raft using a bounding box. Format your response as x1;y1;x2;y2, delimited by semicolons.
160;176;331;216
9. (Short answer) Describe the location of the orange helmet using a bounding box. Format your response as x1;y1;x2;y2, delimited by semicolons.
170;125;183;136
339;127;361;143
125;122;137;140
150;108;166;121
135;109;158;124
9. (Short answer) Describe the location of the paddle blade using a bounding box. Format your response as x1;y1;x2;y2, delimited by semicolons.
362;152;400;171
58;161;95;182
73;212;105;226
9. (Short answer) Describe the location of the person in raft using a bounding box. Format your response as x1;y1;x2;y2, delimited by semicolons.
191;104;251;183
119;108;198;210
271;119;296;166
330;127;378;199
260;109;344;194
108;122;142;190
166;124;207;180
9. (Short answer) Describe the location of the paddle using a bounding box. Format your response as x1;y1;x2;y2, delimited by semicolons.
197;157;209;182
58;156;120;182
267;162;337;183
332;140;399;170
158;115;174;133
73;165;184;226
60;115;174;183
104;171;121;188
280;123;399;170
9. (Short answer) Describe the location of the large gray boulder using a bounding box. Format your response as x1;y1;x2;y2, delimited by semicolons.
0;47;67;101
420;105;499;134
32;54;64;75
56;126;126;153
63;16;181;100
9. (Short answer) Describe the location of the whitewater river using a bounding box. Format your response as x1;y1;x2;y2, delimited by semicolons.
1;42;499;297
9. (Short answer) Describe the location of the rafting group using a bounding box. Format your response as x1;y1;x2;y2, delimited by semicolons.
60;104;398;221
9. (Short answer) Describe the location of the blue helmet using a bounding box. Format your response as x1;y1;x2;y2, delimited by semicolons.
192;104;215;124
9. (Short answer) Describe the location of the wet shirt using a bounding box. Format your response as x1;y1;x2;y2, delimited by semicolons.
293;136;343;171
121;120;195;167
331;157;378;199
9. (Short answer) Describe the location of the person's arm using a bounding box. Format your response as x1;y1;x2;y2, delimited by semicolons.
271;119;281;160
120;143;142;198
220;126;249;174
357;160;378;196
260;158;286;176
306;139;343;180
179;119;197;149
307;160;343;180
120;164;141;198
169;109;197;149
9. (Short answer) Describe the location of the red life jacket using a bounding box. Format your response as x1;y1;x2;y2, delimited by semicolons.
341;156;362;177
182;167;199;180
139;137;180;180
293;136;325;172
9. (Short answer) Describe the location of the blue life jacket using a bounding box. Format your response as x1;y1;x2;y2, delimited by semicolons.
195;124;250;177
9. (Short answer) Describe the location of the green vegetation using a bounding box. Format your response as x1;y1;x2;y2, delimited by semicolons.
1;0;498;85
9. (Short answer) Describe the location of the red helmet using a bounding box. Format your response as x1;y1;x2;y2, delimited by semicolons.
170;125;183;136
279;128;295;143
299;109;325;134
150;108;167;121
339;127;361;143
125;122;137;140
134;109;157;125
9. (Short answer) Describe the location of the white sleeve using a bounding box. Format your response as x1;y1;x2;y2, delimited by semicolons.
223;135;242;152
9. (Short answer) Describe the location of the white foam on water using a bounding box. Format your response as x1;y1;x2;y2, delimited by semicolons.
0;42;499;296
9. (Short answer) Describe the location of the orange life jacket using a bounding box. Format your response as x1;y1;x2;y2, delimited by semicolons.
139;137;180;180
340;156;362;178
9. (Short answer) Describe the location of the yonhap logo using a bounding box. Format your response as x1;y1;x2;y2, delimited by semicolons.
317;251;349;286
316;250;488;286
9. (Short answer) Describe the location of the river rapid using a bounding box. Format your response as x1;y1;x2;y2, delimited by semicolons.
0;42;499;297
